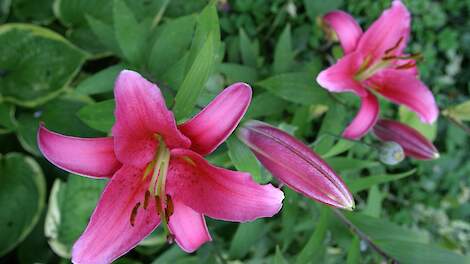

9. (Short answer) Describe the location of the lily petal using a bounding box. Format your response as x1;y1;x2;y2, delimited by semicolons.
167;149;284;222
179;83;252;156
169;200;212;253
238;121;355;210
38;125;120;178
112;70;190;168
324;11;363;54
373;119;439;160
357;0;410;60
342;91;380;139
368;69;438;123
316;52;367;96
72;165;160;264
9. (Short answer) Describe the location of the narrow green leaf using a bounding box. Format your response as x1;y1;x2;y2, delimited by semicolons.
399;106;437;141
173;33;216;121
273;24;294;74
148;15;196;77
325;157;380;172
239;28;257;68
229;220;267;259
0;153;46;256
245;92;286;119
346;236;360;264
113;0;146;64
257;72;331;106
76;64;124;95
295;207;330;264
218;63;258;84
304;0;343;21
347;169;416;193
321;139;355;158
274;246;288;264
227;136;263;183
363;186;383;217
86;15;121;55
314;105;346;154
77;99;115;133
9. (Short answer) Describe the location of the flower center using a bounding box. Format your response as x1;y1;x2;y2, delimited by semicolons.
354;37;421;82
129;134;175;242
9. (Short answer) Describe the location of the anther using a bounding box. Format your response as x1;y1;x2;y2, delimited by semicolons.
155;195;162;216
143;191;150;209
396;61;416;70
166;194;174;217
130;202;141;227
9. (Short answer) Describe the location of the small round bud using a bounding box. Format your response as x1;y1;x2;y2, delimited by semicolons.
378;141;405;165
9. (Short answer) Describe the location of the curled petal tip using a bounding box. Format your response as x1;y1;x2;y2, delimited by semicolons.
239;121;354;210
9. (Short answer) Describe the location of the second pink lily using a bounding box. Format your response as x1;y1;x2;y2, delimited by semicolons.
38;70;283;264
317;0;439;139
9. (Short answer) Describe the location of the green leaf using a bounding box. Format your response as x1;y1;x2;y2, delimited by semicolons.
149;15;196;78
376;240;470;264
256;72;331;106
12;0;53;24
314;104;346;154
113;0;146;65
173;33;216;121
86;15;121;55
444;100;470;121
0;0;10;23
321;139;355;158
274;246;288;264
227;136;263;183
229;219;267;259
304;0;343;20
218;63;258;84
239;28;258;68
0;24;87;107
76;65;124;95
0;103;16;133
344;212;429;244
399;106;437;141
245;92;286;119
77;99;115;133
0;153;46;256
295;206;330;264
325;157;380;172
346;236;360;264
273;24;294;74
363;186;383;217
45;175;105;257
54;0;112;27
347;169;416;193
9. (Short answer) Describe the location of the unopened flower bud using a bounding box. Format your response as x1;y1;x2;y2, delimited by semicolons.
238;120;355;210
373;119;439;160
378;141;405;165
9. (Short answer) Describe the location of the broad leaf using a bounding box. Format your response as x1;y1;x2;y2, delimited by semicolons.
0;153;46;256
76;65;124;95
0;24;87;107
77;99;115;133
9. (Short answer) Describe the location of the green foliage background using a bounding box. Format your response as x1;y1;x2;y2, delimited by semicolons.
0;0;470;263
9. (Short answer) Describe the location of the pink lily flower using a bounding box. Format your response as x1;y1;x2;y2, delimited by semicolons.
238;120;355;210
373;119;439;160
317;0;439;139
38;70;284;264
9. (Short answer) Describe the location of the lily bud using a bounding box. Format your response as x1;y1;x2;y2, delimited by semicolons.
372;119;439;160
378;141;405;165
238;120;355;210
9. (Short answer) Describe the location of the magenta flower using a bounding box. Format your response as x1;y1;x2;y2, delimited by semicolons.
238;121;355;210
317;0;438;139
38;70;284;264
373;119;439;160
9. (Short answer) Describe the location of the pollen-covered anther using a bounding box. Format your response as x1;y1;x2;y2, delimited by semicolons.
154;195;162;216
143;190;150;209
130;202;141;227
166;194;174;217
384;36;404;55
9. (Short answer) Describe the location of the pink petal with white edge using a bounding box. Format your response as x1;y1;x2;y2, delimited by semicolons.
368;69;438;123
169;200;212;253
357;0;411;61
179;83;252;156
166;149;284;222
238;121;354;210
342;91;380;139
324;11;363;54
38;125;120;178
72;165;160;264
316;52;367;96
112;70;190;168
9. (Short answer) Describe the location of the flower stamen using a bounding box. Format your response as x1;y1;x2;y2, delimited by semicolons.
130;202;141;227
